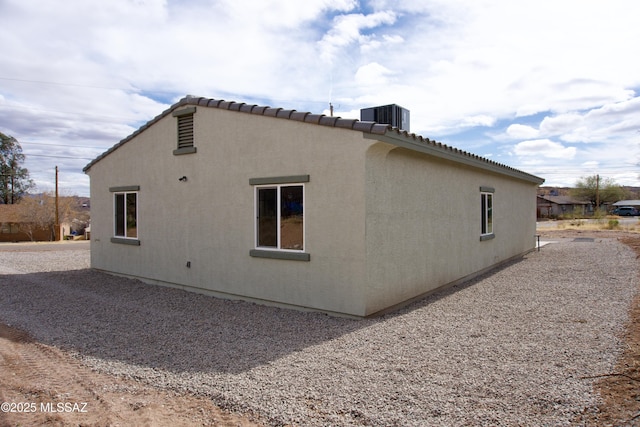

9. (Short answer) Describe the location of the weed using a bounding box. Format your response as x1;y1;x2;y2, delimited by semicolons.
607;219;620;230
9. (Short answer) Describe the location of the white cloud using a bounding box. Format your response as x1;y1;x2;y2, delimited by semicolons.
539;114;585;136
513;139;577;159
354;62;394;86
506;124;539;140
2;0;640;194
581;161;600;170
497;95;640;155
318;10;397;63
461;115;496;128
542;96;640;143
515;104;547;118
217;0;358;28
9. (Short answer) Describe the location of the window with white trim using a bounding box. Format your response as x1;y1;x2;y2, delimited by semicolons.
114;191;138;239
255;184;304;251
481;189;493;238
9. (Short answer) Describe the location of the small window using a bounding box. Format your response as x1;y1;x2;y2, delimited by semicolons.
114;191;138;239
172;107;197;155
256;184;304;251
481;191;493;239
1;223;18;234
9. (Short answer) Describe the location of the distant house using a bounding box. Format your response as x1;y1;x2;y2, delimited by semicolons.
537;195;592;218
0;204;53;242
84;96;544;317
612;200;640;209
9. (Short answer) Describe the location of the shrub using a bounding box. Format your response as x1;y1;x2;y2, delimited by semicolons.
606;219;620;230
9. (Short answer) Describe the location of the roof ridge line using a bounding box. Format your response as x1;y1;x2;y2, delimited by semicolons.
83;95;544;185
180;96;386;134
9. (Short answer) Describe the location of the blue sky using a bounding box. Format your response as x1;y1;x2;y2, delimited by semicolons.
1;0;639;197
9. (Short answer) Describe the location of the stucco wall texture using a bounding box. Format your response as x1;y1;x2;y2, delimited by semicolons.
87;103;539;317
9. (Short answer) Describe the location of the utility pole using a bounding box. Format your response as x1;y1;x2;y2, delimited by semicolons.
595;174;600;213
55;166;60;241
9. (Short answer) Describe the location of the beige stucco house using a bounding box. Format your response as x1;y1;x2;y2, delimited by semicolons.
84;96;544;317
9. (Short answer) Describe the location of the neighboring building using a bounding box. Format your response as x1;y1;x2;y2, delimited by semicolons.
612;200;640;209
0;196;88;242
0;204;56;242
537;195;592;218
84;96;544;317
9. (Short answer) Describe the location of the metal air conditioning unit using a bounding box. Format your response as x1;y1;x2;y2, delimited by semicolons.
360;104;410;132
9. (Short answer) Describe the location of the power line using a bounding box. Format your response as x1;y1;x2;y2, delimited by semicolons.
529;167;637;173
526;167;638;175
23;153;95;160
0;76;332;110
19;141;109;150
0;76;132;91
0;103;143;122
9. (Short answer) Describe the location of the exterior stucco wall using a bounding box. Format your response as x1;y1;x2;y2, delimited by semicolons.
88;107;370;316
363;143;538;315
87;103;540;317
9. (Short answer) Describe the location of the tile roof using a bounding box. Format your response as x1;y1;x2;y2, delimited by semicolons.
83;95;545;185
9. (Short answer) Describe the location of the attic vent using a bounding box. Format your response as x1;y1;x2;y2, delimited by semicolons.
177;114;194;148
172;107;197;155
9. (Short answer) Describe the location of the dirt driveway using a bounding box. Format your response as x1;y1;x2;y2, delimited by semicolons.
541;230;640;426
0;323;263;426
1;231;639;426
0;241;263;427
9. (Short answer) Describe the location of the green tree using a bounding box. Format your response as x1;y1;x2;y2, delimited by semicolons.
571;175;625;206
0;132;34;204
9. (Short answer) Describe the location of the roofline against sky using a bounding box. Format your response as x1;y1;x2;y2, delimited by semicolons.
364;131;545;185
84;95;545;186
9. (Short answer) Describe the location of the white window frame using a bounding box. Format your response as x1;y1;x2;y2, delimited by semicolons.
254;183;305;252
113;191;138;240
480;190;494;239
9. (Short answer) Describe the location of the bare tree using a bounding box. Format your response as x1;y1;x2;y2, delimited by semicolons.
16;193;80;241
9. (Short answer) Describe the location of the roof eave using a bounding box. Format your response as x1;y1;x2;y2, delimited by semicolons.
363;131;545;186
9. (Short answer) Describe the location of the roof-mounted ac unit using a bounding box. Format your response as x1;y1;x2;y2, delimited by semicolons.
360;104;410;132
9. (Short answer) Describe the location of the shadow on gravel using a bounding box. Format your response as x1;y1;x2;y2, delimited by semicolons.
0;256;524;376
0;269;368;375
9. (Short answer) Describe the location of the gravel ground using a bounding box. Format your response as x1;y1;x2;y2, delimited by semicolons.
0;237;637;426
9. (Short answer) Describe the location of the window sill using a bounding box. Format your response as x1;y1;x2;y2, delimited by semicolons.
480;233;495;241
111;237;141;246
250;249;310;261
173;147;197;155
